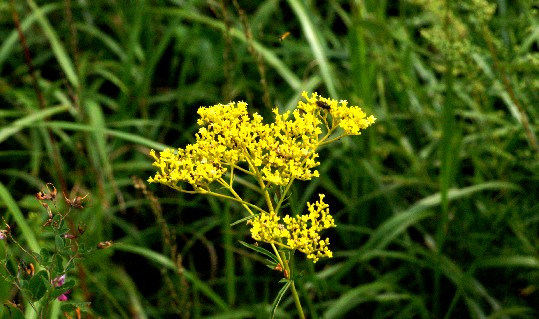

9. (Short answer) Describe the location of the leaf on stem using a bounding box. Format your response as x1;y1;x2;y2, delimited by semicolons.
271;279;291;319
238;241;279;264
230;214;257;227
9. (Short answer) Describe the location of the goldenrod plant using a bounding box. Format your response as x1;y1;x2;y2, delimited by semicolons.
148;92;375;318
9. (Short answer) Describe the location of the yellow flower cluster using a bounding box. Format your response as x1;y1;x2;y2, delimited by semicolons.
249;194;335;263
148;92;375;189
300;92;376;135
148;92;375;262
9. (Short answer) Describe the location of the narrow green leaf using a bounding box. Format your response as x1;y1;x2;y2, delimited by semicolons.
0;182;40;252
230;214;257;227
264;258;279;270
287;0;337;96
0;105;68;144
323;281;391;319
41;121;170;150
477;256;539;269
27;0;79;88
238;241;280;264
0;4;59;72
271;280;291;319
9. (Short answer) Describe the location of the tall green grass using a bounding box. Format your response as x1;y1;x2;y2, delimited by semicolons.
1;0;538;318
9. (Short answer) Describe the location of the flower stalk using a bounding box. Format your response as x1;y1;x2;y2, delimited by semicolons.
148;91;375;316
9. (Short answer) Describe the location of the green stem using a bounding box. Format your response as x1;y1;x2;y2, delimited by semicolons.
274;178;295;213
272;245;305;319
172;184;266;215
290;281;305;319
239;146;275;213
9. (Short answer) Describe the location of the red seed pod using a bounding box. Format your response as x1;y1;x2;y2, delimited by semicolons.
63;191;89;209
36;183;57;201
97;240;113;249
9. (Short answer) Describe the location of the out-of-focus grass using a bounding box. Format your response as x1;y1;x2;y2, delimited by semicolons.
0;0;538;318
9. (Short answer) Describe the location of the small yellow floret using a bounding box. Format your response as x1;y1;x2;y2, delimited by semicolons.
249;194;336;263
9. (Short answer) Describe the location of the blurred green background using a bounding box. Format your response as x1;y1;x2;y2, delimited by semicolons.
1;0;538;318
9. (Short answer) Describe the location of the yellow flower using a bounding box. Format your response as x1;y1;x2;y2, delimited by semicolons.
300;91;376;136
149;94;374;189
249;194;336;263
283;194;336;262
248;212;290;243
148;94;375;262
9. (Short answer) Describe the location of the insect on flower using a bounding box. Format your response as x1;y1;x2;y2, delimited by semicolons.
316;100;331;110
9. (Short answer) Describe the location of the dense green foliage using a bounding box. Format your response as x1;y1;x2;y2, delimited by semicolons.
1;0;538;318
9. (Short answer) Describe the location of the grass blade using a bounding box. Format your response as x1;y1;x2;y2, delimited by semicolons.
287;0;337;96
271;279;291;319
115;243;229;311
0;105;68;144
0;182;40;252
27;0;79;88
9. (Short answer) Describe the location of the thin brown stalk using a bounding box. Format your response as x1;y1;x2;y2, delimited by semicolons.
482;26;539;154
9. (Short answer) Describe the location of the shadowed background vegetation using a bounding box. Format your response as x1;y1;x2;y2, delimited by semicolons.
1;0;538;318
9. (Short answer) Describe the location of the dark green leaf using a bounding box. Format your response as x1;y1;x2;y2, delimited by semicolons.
265;258;279;270
55;235;64;251
39;248;52;264
271;280;291;319
238;241;279;264
1;301;25;319
52;254;63;274
28;270;48;301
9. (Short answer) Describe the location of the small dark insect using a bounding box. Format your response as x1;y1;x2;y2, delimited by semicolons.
78;224;86;235
279;31;291;42
316;100;331;110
